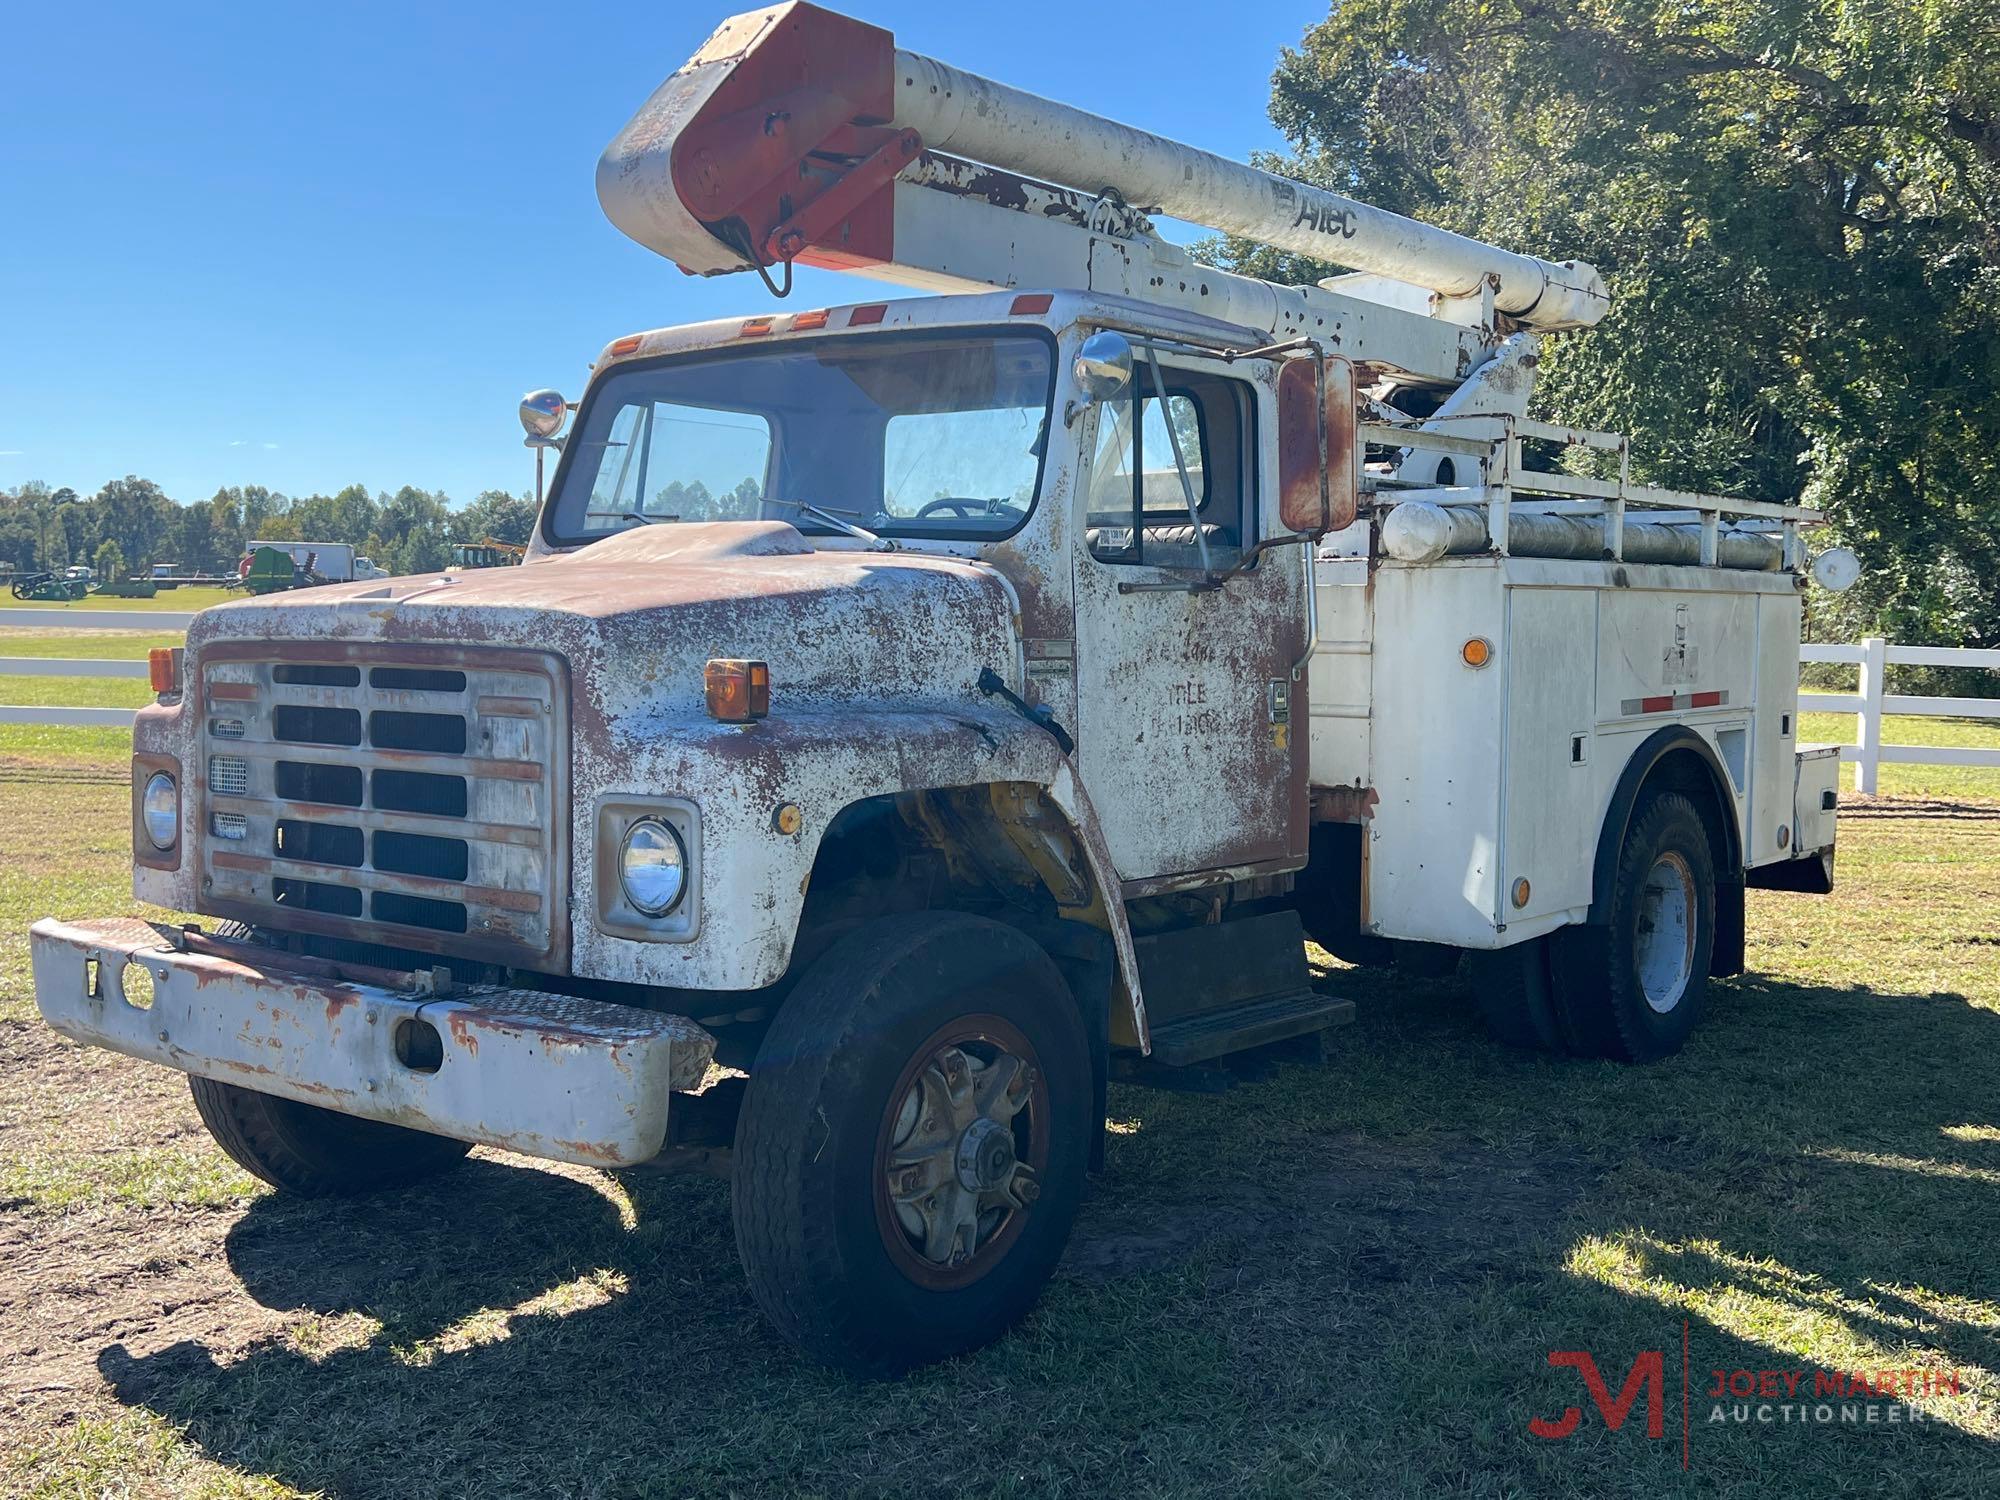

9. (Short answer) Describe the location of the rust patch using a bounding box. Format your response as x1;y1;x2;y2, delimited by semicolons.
446;1012;480;1057
552;1137;624;1164
322;988;362;1024
475;695;544;718
1312;784;1379;823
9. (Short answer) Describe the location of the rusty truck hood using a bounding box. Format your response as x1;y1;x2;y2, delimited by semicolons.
185;523;1020;725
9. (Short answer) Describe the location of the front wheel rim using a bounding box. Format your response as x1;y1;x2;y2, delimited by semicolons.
1636;851;1697;1013
873;1014;1049;1291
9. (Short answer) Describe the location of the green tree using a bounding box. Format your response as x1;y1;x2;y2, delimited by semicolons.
454;489;537;547
1213;0;2000;650
93;538;125;582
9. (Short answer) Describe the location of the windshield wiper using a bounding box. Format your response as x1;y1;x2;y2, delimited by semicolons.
584;509;677;526
763;497;896;551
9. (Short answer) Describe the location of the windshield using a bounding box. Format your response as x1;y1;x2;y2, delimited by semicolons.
545;330;1055;545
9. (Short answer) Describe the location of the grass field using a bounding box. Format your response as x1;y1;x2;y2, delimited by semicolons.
1;665;1998;1496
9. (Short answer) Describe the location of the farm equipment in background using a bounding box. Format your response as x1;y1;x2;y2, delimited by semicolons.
9;572;88;602
238;545;333;595
451;537;527;569
90;576;159;599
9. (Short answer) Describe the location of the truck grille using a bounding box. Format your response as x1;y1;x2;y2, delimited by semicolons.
196;646;567;967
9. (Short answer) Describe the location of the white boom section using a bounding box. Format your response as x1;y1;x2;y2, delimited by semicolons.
891;55;1607;331
596;3;1609;349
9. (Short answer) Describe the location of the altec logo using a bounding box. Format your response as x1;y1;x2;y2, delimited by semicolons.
1529;1325;1960;1468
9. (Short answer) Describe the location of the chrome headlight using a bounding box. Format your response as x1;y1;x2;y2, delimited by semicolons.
141;771;178;850
618;817;687;916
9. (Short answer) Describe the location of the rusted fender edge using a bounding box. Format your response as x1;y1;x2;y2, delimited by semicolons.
580;705;1149;1051
27;916;715;1168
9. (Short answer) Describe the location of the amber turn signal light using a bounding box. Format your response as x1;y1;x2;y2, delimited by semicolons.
148;648;181;695
705;659;770;722
1460;637;1492;668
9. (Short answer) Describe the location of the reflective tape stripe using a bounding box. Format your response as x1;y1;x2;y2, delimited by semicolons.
1620;689;1731;716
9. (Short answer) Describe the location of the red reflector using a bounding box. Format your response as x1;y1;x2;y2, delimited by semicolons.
607;334;643;356
848;304;887;326
705;659;771;723
1640;695;1675;714
791;309;830;331
1009;292;1054;315
148;648;180;695
741;317;775;337
1690;690;1723;708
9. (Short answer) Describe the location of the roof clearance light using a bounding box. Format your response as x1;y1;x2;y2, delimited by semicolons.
1009;293;1054;315
791;310;830;331
705;659;771;723
741;317;775;337
608;335;644;356
848;304;888;326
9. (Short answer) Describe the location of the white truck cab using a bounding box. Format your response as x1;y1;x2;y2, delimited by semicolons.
31;2;1840;1374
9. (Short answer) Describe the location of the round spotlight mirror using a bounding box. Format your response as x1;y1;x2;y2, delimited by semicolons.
1072;331;1134;404
519;389;569;441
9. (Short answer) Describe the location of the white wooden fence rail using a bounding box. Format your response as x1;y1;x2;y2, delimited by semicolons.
0;658;150;678
0;608;195;631
0;626;1990;793
1799;637;2000;793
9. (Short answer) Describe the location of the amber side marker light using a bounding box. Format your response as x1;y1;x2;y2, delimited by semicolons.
705;659;771;723
1461;637;1492;668
148;648;181;695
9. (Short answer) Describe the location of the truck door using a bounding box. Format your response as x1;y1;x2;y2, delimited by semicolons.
1070;351;1308;882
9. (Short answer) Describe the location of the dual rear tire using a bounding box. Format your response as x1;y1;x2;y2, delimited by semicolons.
1473;791;1716;1063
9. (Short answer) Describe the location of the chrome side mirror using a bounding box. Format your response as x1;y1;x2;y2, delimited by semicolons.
1073;331;1134;403
519;389;569;444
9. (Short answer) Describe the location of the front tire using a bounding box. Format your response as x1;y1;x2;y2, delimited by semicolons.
1553;791;1717;1062
188;1076;472;1196
732;912;1091;1376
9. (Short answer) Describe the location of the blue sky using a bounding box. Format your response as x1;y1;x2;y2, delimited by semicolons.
0;1;1313;509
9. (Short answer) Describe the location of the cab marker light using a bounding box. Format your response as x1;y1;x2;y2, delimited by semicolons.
705;659;771;722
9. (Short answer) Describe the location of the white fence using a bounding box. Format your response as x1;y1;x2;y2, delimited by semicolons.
1800;637;2000;793
0;608;195;631
0;627;1991;794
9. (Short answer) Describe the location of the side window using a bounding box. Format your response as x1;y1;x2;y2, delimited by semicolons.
580;400;771;532
1083;365;1252;567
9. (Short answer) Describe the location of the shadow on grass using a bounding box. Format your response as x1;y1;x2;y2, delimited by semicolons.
93;966;2000;1496
1835;797;2000;822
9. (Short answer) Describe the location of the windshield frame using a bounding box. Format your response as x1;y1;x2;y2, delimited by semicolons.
537;323;1060;551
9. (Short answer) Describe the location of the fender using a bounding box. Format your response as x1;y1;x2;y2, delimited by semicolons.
576;704;1149;1046
1586;725;1742;928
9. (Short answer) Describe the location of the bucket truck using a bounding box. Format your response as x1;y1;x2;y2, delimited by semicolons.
30;2;1845;1374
